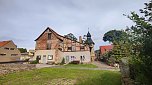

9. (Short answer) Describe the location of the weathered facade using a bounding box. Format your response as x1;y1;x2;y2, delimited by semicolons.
100;45;113;55
0;40;21;62
34;27;94;64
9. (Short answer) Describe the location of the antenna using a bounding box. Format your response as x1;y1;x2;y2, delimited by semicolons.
88;28;89;32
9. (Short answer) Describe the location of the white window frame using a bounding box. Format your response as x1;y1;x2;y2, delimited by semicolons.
48;55;53;60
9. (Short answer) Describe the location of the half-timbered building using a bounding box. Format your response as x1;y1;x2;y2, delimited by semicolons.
34;27;95;64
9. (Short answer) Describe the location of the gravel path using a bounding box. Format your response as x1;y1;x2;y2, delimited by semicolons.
91;61;120;71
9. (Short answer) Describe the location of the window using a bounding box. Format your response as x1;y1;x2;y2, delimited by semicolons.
0;54;6;56
83;56;85;61
66;56;69;62
10;48;15;50
11;54;18;56
36;55;41;60
80;46;85;51
48;55;53;60
72;46;76;51
80;56;85;61
71;56;75;61
68;47;72;51
58;48;62;51
104;49;106;51
48;33;51;40
4;47;9;50
47;43;51;50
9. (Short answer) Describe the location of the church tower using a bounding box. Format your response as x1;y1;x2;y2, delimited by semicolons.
85;31;95;62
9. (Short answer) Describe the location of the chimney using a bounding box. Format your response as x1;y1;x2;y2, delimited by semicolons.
79;36;82;43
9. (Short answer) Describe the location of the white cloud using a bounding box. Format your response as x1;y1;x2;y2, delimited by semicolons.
0;0;149;50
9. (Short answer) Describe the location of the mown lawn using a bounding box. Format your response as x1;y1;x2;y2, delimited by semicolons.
64;64;98;68
0;68;121;85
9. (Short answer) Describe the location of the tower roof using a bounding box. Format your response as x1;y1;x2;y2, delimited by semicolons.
85;31;94;45
87;31;91;37
85;38;94;45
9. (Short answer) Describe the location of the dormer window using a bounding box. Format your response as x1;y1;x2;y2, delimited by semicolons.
48;33;51;40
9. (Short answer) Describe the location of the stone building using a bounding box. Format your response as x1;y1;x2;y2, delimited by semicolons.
0;40;21;62
34;27;95;64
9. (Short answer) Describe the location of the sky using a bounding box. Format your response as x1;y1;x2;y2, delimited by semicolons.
0;0;149;50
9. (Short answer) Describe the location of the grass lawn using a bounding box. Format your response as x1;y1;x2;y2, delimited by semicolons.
0;68;121;85
63;64;98;68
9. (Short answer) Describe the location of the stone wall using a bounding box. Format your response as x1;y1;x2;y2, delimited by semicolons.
0;64;36;76
119;58;134;85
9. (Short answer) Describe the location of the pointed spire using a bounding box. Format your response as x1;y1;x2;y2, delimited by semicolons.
87;31;91;37
85;28;95;45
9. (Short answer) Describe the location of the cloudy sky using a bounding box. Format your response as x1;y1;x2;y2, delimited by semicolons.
0;0;149;50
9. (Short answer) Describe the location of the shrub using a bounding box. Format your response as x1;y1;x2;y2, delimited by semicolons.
30;60;38;64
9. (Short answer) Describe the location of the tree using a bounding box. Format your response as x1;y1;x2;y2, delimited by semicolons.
103;30;128;44
126;0;152;84
103;30;130;60
18;48;27;53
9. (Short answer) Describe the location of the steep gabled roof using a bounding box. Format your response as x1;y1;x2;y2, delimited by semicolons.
35;27;65;41
35;27;50;41
0;40;11;47
35;27;83;44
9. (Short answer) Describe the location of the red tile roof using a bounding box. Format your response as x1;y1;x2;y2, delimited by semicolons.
100;45;113;55
0;40;11;47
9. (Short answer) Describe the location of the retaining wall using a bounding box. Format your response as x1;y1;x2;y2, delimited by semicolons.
119;58;134;85
0;64;36;76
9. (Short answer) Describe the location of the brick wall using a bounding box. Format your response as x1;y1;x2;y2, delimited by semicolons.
36;32;48;50
35;30;59;50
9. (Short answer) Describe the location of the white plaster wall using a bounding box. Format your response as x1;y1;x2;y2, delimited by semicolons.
60;51;91;63
34;50;55;63
34;50;91;64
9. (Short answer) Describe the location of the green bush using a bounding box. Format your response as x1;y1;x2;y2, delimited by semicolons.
30;60;38;64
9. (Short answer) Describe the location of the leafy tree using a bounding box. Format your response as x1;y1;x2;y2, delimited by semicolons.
103;30;130;60
18;48;27;53
103;30;128;44
126;0;152;84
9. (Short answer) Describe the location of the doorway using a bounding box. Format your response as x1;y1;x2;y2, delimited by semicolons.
66;56;69;63
43;55;47;64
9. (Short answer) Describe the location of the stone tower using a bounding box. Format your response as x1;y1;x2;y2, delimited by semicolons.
85;31;95;62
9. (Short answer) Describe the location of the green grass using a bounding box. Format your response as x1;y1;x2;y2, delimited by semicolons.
64;64;98;68
0;68;121;85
